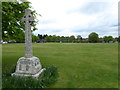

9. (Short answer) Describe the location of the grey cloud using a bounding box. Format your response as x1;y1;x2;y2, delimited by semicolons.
80;2;109;15
67;2;109;15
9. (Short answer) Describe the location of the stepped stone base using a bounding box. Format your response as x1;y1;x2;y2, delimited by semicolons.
11;56;45;78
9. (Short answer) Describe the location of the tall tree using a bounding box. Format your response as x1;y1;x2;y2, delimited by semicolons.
2;1;38;41
77;35;82;43
88;32;99;43
69;35;75;43
103;36;108;43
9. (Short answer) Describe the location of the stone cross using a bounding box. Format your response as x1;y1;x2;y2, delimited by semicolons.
12;8;45;78
22;9;34;58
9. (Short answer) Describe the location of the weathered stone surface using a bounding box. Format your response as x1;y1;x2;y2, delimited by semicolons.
15;57;41;74
22;8;34;58
12;56;45;78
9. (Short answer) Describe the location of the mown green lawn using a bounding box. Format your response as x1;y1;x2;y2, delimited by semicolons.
2;43;118;88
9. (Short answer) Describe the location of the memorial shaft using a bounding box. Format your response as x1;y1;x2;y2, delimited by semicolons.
22;9;34;58
25;19;32;58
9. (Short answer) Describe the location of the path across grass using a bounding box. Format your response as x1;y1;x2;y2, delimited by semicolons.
2;43;118;88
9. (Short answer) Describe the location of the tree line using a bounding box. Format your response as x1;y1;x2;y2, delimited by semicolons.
3;32;120;43
36;32;120;43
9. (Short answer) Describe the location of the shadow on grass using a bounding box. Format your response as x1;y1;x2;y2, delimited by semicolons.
2;65;59;88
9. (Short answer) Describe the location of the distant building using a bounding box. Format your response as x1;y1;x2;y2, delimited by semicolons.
37;39;46;43
109;41;113;43
114;41;118;43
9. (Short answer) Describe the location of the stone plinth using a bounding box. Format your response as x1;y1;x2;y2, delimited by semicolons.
12;56;45;78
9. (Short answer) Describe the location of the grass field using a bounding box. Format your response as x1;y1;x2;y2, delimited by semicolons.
2;43;118;88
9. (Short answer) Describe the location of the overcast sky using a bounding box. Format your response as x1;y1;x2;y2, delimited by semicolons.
28;0;118;38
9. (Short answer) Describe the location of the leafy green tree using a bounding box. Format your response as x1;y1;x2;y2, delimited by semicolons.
60;36;65;42
45;35;54;42
103;36;113;43
52;35;57;42
2;1;38;41
108;36;113;42
88;32;99;43
45;36;51;42
114;37;118;42
65;36;69;43
69;35;75;43
49;35;53;42
77;35;82;43
56;36;60;42
15;30;25;42
32;34;39;42
103;36;109;42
